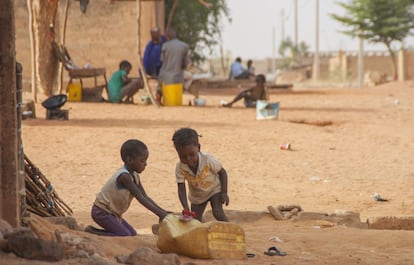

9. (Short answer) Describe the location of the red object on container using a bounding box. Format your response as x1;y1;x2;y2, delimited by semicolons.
280;143;291;150
180;209;197;222
182;209;197;217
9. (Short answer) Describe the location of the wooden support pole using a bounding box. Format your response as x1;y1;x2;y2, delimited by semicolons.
0;0;20;227
398;49;406;82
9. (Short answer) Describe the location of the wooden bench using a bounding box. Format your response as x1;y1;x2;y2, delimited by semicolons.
198;79;293;91
52;41;108;102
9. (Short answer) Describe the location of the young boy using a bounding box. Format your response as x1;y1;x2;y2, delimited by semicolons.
108;60;143;103
172;128;229;222
86;139;169;236
223;74;268;108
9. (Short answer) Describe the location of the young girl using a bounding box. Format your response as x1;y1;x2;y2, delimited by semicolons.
172;128;229;222
86;139;169;236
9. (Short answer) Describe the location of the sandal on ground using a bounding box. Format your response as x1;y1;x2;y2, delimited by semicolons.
264;246;287;256
84;225;109;236
267;205;284;220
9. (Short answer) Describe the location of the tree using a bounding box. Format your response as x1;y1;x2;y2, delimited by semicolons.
331;0;414;79
278;37;309;70
165;0;230;64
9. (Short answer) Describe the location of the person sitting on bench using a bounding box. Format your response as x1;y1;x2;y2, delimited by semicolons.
229;57;251;80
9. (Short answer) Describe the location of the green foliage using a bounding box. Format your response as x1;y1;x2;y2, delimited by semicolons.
331;0;414;78
277;37;310;70
164;0;230;65
331;0;414;48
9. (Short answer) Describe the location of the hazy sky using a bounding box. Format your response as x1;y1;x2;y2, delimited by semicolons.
213;0;412;59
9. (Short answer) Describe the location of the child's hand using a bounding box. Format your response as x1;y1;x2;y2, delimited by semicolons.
180;209;197;222
221;193;229;206
182;209;197;217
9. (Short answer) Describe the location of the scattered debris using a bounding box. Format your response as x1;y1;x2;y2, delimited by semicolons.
268;236;283;243
267;205;303;220
372;193;389;202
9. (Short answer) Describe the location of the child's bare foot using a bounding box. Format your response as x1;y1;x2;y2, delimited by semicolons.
155;93;162;106
123;98;134;104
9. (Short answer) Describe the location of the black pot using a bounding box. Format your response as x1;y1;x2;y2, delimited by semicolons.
41;94;67;110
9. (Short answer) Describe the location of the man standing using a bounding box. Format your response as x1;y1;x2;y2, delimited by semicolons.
158;28;190;104
143;27;167;77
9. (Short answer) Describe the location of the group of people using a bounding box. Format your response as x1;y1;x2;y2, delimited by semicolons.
86;31;270;237
107;27;195;105
228;57;255;80
85;127;229;236
107;27;268;109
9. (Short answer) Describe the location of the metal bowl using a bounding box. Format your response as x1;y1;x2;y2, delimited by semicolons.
194;98;206;106
41;94;67;110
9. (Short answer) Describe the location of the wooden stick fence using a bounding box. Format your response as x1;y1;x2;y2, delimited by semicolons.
24;154;73;217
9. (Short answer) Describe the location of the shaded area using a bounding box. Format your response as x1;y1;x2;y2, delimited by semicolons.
281;106;375;112
22;117;231;129
284;119;337;127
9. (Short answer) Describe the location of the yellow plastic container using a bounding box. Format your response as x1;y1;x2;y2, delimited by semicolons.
67;82;82;102
162;83;183;106
157;214;246;259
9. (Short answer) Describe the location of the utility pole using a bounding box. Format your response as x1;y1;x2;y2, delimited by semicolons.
272;26;276;71
294;0;298;46
280;9;285;42
358;35;364;87
312;0;320;81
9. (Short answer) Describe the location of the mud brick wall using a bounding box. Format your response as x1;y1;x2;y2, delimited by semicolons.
14;0;158;92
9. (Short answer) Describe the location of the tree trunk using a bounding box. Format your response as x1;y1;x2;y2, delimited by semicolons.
0;0;20;227
166;0;179;31
31;0;59;96
219;35;227;76
385;42;397;80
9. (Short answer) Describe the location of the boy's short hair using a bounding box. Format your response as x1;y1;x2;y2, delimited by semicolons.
120;139;147;162
255;74;266;83
119;60;132;70
172;128;200;148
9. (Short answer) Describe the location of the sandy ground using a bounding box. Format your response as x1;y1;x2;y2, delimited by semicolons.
3;81;414;264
